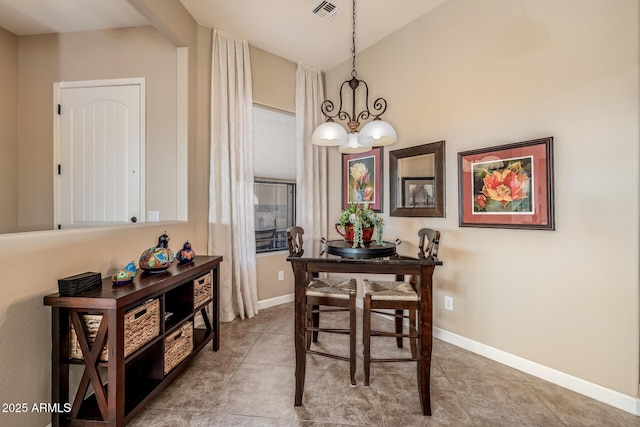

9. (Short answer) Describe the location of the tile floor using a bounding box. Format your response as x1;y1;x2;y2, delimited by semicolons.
130;302;640;426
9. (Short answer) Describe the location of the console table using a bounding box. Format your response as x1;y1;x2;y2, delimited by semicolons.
43;255;222;427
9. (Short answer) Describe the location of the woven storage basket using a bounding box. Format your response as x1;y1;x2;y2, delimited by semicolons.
69;314;108;361
164;321;193;374
193;272;212;309
69;298;160;361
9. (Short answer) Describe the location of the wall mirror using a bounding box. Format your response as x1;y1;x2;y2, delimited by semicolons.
389;141;445;217
0;4;187;235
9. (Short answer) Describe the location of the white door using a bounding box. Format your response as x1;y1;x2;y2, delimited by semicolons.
55;80;144;229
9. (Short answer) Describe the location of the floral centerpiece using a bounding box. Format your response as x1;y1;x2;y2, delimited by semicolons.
336;203;384;248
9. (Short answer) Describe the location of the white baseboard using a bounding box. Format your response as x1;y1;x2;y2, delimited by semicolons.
258;293;294;310
433;327;640;416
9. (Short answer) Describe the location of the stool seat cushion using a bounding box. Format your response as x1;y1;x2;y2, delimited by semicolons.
307;278;357;299
363;279;419;301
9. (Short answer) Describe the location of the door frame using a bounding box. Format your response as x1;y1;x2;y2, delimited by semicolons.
53;77;146;229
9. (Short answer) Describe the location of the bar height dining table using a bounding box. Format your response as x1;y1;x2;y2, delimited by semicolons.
287;239;443;415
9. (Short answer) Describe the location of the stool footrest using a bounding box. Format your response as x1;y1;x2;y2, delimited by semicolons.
370;357;417;363
370;329;419;339
306;327;350;335
370;309;411;319
311;308;351;314
307;349;350;362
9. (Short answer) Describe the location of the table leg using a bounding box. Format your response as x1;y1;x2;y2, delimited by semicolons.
418;265;435;416
212;265;221;351
293;261;307;406
51;307;68;427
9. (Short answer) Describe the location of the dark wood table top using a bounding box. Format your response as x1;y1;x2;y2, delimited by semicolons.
287;239;442;266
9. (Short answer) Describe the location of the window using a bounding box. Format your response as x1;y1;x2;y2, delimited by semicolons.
254;180;295;253
253;105;296;253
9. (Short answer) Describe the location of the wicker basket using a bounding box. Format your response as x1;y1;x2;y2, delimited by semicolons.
69;314;109;361
69;298;160;361
164;321;193;374
193;272;212;309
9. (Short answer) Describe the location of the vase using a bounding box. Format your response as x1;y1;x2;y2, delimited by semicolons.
139;233;175;273
335;224;374;244
176;241;195;264
354;188;366;203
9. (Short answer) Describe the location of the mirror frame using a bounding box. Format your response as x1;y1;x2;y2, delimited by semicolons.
389;140;446;217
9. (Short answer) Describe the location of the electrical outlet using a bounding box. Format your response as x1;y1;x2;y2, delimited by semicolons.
148;211;160;222
278;270;284;281
444;296;453;311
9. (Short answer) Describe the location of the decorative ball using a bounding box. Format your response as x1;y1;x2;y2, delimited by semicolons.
139;232;175;272
112;261;137;285
176;241;195;265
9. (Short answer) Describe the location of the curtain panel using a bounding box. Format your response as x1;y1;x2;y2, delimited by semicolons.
295;64;328;256
209;29;258;321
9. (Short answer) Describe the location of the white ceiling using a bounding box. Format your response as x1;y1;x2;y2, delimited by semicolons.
0;0;448;71
0;0;148;36
179;0;448;70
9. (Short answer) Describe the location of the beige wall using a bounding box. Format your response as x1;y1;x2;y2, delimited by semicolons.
0;1;201;426
16;26;177;232
256;253;295;301
326;0;639;398
0;27;18;233
251;45;296;113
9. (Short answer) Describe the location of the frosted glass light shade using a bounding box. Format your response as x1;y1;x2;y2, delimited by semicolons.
360;120;397;146
339;132;373;154
311;121;348;146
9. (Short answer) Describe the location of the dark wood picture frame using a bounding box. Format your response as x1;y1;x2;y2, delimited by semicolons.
457;136;555;230
390;141;445;217
342;147;383;212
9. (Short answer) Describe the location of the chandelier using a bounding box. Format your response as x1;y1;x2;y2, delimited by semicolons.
311;0;397;153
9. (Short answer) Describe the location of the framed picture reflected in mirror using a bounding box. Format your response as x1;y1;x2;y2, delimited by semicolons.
402;177;436;208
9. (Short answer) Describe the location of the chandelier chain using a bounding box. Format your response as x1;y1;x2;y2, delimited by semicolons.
351;0;357;78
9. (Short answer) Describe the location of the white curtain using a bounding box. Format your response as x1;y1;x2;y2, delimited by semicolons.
295;64;328;255
209;29;258;322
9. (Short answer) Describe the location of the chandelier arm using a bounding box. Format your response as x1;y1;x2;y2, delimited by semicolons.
356;79;371;122
320;80;354;122
320;100;337;119
369;97;389;119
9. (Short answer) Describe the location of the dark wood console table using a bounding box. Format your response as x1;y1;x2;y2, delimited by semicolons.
288;242;442;415
44;255;222;427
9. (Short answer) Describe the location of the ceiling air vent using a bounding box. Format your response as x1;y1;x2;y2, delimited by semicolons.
312;1;342;21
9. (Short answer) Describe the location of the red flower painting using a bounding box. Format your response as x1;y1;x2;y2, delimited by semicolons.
472;158;533;213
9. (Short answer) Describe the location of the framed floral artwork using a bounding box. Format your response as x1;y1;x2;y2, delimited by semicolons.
457;137;555;230
342;147;383;212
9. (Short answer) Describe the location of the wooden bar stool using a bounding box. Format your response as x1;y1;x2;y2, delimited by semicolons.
362;228;440;386
286;226;358;385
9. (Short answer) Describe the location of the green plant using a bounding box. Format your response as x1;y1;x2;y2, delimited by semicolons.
338;203;384;248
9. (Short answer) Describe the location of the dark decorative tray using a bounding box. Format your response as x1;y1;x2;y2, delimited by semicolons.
324;240;397;258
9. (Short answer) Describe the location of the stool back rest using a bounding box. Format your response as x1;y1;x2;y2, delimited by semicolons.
286;226;305;258
418;228;441;258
